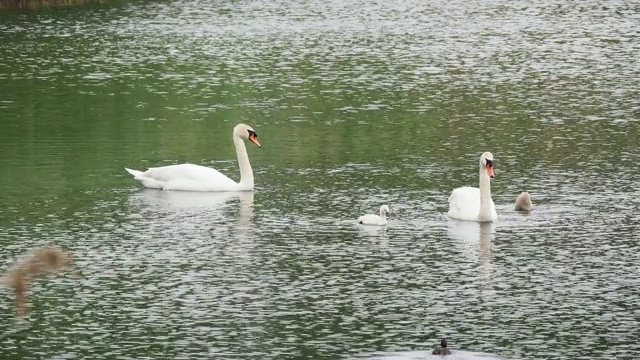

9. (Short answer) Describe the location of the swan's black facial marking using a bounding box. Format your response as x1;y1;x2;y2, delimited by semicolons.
485;159;495;178
247;129;261;147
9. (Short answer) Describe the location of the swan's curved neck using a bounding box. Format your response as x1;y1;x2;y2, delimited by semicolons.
478;166;492;215
379;209;387;220
234;136;253;189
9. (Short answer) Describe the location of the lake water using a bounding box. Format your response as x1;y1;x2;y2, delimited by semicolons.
1;0;639;359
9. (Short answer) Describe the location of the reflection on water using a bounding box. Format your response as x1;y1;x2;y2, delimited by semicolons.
128;189;254;224
357;223;388;237
448;220;495;298
127;188;255;245
129;188;253;209
447;220;495;260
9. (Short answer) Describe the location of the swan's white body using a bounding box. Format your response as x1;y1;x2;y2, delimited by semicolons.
514;191;533;211
125;124;260;192
125;164;249;192
357;205;389;226
448;152;497;222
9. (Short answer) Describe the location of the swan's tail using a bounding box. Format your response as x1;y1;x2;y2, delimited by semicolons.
124;167;165;189
124;168;143;179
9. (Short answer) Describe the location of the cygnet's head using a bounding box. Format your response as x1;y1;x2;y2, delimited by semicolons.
479;152;495;179
380;205;390;215
515;191;533;211
233;123;261;147
440;338;448;348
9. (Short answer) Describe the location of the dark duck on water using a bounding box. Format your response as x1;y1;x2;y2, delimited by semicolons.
432;338;452;355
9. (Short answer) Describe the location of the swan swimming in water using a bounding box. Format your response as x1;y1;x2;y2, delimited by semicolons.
514;191;533;211
125;124;261;192
447;152;497;222
357;205;389;226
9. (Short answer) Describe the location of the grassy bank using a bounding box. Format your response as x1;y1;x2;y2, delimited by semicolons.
0;0;100;10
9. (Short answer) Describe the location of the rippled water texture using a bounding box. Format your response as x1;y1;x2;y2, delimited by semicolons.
1;0;639;359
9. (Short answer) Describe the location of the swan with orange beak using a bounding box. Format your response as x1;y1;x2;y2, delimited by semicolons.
125;124;261;191
447;152;498;222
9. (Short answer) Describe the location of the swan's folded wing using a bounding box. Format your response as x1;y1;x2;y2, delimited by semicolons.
447;186;481;221
357;214;383;225
144;164;227;182
448;186;473;210
135;164;239;191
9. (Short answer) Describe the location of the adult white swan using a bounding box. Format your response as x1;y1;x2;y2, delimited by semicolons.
357;205;390;226
124;123;261;192
447;152;497;222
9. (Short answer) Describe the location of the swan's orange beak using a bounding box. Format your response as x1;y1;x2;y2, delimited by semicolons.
486;164;495;179
249;133;261;147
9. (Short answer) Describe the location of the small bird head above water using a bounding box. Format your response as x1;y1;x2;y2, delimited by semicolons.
440;338;448;348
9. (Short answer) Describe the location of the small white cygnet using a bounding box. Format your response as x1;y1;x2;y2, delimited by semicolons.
357;205;390;226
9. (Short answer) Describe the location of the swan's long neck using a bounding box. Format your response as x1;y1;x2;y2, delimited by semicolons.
379;208;387;220
478;165;492;217
234;136;253;189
